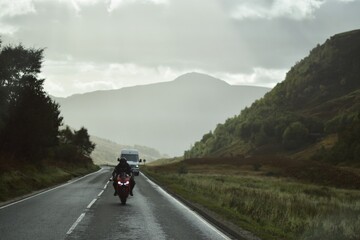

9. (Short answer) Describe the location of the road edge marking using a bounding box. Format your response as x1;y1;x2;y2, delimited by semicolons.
141;173;231;240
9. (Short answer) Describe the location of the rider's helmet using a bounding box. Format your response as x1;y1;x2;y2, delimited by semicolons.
119;157;127;164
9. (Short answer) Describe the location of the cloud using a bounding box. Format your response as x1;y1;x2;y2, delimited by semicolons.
0;23;18;35
43;80;65;95
2;0;360;98
0;0;36;35
42;59;186;97
42;56;286;97
0;0;36;18
215;67;287;88
231;0;325;20
107;0;168;12
0;0;165;18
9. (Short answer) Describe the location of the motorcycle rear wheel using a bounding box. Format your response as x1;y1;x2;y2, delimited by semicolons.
120;196;127;205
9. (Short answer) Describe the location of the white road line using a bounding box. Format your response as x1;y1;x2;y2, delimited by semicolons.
67;194;100;235
98;190;104;197
87;198;97;209
67;213;86;235
103;181;109;189
142;173;231;240
0;168;105;210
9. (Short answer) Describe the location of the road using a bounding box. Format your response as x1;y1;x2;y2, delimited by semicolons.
0;167;232;240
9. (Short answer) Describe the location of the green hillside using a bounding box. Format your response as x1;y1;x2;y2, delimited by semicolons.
186;29;360;165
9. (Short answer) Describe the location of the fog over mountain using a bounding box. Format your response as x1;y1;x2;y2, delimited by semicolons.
54;72;270;156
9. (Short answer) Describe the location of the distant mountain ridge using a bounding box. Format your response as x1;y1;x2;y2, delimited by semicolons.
186;29;360;164
53;72;270;156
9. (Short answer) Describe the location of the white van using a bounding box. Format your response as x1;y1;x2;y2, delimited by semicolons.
120;149;140;176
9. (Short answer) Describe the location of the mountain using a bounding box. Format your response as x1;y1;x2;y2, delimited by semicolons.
90;135;166;165
186;29;360;165
53;72;270;156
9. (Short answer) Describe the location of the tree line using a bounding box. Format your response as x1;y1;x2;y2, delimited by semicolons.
0;39;95;165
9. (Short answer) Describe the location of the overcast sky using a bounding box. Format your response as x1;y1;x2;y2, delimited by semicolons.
1;0;359;97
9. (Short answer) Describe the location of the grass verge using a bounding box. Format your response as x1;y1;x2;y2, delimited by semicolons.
0;161;99;202
142;158;360;240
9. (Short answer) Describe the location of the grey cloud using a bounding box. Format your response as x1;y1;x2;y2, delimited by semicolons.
1;0;360;75
228;0;325;20
2;0;252;72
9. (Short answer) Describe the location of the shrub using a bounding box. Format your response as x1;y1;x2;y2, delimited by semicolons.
282;122;309;150
177;164;188;175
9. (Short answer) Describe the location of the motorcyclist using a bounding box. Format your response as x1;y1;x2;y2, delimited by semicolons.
112;157;135;196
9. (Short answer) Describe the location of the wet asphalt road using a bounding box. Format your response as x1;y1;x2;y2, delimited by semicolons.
0;167;231;240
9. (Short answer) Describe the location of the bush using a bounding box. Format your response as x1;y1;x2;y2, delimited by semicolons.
178;164;188;175
54;144;78;163
282;122;309;150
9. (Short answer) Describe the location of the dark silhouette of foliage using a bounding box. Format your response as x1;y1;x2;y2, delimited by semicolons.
0;39;94;165
73;127;95;157
57;126;95;162
0;43;43;102
315;114;360;164
2;83;62;160
0;41;62;161
282;122;309;150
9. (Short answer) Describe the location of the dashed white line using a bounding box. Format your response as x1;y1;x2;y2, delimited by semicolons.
67;194;100;235
67;186;105;235
67;213;85;235
87;198;97;209
98;190;104;197
103;181;109;189
1;166;111;237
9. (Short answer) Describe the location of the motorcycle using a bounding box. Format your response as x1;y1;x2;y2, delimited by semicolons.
115;172;131;204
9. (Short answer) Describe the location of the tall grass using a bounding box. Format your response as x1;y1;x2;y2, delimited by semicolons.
145;170;360;240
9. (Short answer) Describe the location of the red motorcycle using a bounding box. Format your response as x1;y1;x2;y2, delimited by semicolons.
115;172;131;204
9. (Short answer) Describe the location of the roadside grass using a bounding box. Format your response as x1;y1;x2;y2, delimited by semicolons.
142;158;360;240
0;160;99;202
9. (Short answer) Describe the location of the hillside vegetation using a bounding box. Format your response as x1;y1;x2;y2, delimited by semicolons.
185;29;360;165
145;29;360;240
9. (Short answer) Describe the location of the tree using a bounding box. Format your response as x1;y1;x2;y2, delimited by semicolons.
59;126;75;145
282;122;309;150
58;126;95;160
2;84;62;160
73;127;95;157
0;40;62;162
0;43;43;102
